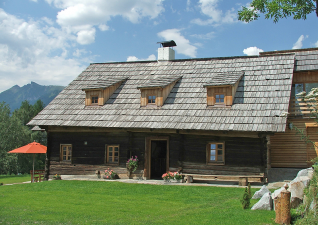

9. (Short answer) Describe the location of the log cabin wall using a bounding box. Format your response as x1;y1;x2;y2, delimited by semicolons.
270;119;318;168
47;129;267;177
269;70;318;168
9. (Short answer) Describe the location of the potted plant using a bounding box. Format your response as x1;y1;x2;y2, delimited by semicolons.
162;171;174;182
173;172;183;183
52;174;61;180
104;169;117;179
127;156;139;178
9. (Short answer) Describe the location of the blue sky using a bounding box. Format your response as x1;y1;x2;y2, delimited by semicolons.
0;0;317;92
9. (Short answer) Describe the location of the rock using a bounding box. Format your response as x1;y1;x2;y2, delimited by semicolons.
290;197;303;209
272;186;285;199
252;185;271;199
296;168;313;178
288;176;311;204
251;192;273;210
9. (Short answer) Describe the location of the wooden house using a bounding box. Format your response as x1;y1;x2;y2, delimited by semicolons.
28;46;318;182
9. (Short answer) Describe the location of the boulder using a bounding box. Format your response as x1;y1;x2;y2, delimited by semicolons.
287;175;311;209
251;192;273;210
290;197;303;209
296;168;313;179
272;186;285;199
288;177;308;200
252;185;271;199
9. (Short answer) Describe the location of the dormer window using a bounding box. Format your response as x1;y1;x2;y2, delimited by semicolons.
82;77;128;106
148;95;156;104
137;75;182;108
91;96;98;105
204;72;244;107
215;94;225;104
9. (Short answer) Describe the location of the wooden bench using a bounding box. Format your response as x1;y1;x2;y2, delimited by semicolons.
182;173;265;186
30;170;45;182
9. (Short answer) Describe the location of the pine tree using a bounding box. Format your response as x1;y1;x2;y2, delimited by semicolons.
240;187;251;209
247;182;252;199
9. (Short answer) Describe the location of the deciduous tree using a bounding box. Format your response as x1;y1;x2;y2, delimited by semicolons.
238;0;318;23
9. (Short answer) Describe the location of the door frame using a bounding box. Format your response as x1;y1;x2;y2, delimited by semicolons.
144;136;169;179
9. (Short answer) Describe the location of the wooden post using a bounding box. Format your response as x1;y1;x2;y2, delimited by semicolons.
280;185;291;225
266;135;271;174
275;184;291;225
274;197;282;224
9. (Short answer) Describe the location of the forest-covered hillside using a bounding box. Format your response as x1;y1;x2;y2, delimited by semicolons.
0;82;64;112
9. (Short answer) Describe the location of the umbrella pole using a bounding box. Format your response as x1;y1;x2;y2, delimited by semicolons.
32;153;35;183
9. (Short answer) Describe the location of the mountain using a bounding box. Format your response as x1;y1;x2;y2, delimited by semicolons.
0;82;65;111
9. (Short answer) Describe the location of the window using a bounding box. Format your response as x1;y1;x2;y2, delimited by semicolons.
207;143;224;164
148;95;156;104
106;145;119;164
91;96;98;104
60;144;72;161
215;94;225;104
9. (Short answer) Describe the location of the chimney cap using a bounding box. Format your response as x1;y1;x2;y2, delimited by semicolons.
157;40;176;48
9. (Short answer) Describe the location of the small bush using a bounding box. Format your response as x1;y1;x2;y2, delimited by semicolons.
240;187;251;209
247;182;252;198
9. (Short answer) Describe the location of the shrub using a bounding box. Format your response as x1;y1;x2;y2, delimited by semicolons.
295;158;317;224
240;187;251;209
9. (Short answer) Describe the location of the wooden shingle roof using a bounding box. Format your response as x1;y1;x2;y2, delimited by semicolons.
260;47;318;71
203;72;244;87
28;53;297;133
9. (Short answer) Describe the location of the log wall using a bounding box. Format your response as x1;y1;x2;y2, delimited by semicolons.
47;130;267;178
270;119;318;168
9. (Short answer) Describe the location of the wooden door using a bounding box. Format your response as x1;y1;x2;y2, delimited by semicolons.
150;140;167;179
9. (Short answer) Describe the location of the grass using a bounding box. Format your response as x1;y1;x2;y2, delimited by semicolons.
0;180;276;225
0;174;31;184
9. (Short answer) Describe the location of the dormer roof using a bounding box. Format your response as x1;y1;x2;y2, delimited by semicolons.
137;75;182;89
82;77;128;91
203;72;244;87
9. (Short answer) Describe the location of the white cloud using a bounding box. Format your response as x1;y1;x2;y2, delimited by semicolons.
42;17;54;25
0;9;88;92
157;29;197;58
76;28;96;45
45;0;165;45
292;35;307;49
243;47;264;56
186;0;192;11
315;41;318;47
192;0;237;25
98;24;109;31
127;54;156;61
73;49;87;57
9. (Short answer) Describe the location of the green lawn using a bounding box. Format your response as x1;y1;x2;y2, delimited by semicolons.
0;174;31;184
0;180;276;224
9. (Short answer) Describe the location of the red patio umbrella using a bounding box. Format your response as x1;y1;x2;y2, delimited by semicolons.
8;141;47;182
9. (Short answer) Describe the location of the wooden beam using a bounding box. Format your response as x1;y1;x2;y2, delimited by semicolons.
47;126;264;138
